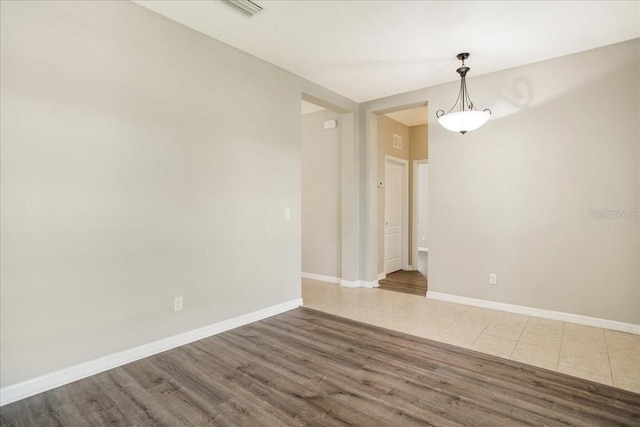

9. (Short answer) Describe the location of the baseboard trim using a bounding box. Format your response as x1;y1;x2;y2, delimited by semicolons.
301;272;340;284
359;280;380;288
300;273;379;289
377;273;386;280
0;298;303;407
339;279;359;288
340;279;380;288
426;291;640;335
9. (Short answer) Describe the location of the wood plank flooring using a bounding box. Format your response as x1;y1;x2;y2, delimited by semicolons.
2;307;639;426
378;269;427;296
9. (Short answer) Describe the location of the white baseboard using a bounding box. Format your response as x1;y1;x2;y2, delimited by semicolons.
340;279;380;288
301;272;340;284
301;273;379;289
377;272;386;280
359;280;380;288
0;298;303;407
426;291;640;335
339;279;358;287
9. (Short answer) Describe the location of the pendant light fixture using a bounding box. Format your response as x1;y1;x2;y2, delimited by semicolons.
436;53;491;135
221;0;263;17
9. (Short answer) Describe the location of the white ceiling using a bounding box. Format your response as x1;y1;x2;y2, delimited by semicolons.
385;106;428;127
135;1;640;103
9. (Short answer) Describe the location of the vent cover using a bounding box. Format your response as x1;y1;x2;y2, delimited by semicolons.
393;134;403;150
221;0;263;17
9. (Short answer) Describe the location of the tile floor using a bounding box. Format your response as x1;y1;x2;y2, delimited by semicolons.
302;278;640;394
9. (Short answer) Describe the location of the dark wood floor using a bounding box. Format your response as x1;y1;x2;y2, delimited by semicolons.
2;308;639;426
378;270;427;296
378;251;428;296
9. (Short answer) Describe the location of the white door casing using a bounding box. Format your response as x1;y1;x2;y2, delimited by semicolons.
384;156;408;274
412;160;429;267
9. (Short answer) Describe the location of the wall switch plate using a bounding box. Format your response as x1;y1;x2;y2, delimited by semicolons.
284;208;291;220
489;273;497;285
174;296;183;311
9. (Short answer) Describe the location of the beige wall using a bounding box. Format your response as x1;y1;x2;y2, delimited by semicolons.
0;1;358;388
302;109;341;278
364;39;640;324
428;40;639;324
409;124;428;160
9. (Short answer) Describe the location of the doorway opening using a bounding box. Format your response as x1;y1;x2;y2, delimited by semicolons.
376;105;428;296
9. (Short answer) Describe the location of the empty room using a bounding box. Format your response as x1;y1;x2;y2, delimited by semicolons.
1;1;639;425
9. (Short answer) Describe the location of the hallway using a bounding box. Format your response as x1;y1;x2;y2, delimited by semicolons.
378;250;428;296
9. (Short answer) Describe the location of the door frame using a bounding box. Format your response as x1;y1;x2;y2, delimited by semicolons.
412;159;428;273
384;155;409;273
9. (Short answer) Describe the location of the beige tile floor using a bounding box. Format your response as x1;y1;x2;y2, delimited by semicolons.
302;278;640;394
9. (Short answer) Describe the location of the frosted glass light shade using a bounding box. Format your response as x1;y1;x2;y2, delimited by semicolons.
438;110;491;134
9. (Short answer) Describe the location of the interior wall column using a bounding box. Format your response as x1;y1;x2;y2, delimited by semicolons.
358;111;379;284
340;112;360;284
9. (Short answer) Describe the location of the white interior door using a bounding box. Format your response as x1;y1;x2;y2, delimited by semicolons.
385;160;403;273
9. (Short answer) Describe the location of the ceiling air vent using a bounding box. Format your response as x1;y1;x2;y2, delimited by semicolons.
221;0;264;17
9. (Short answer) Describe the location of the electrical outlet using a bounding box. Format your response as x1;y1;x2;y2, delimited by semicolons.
284;208;291;220
174;296;183;311
489;273;497;285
